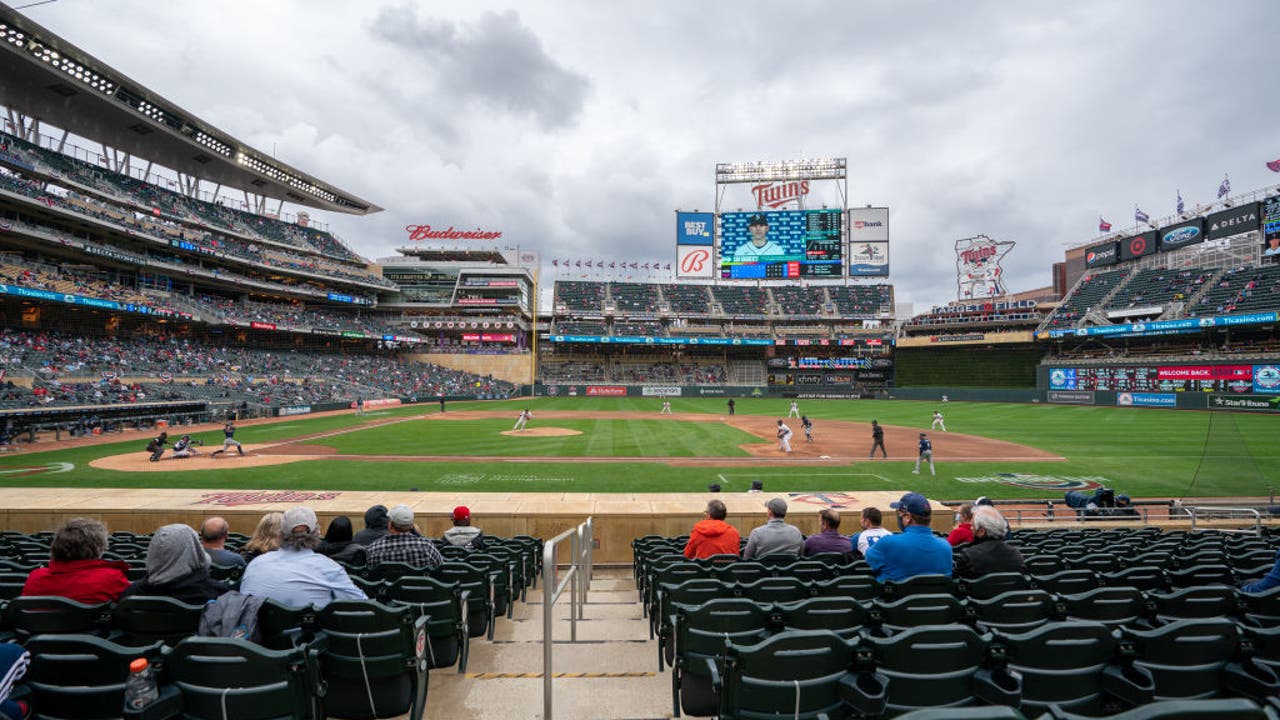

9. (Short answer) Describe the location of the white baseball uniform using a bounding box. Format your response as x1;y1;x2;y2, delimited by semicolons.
788;401;800;418
514;410;532;431
931;412;946;432
777;423;793;453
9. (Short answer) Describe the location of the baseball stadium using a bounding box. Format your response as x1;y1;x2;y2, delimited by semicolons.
0;4;1279;720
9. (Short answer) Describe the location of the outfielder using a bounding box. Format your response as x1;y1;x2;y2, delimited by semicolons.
513;409;533;432
209;421;245;457
787;400;800;418
776;420;794;453
801;416;814;442
660;400;672;415
913;432;935;476
931;410;947;432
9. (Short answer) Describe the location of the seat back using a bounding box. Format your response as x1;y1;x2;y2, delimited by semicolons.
738;576;810;604
1104;565;1169;592
864;623;991;714
1149;585;1240;621
317;600;428;720
778;596;869;638
968;590;1057;633
167;636;322;720
385;575;467;670
25;634;164;720
718;630;861;720
880;574;955;599
6;595;110;641
994;620;1141;715
111;595;205;646
1060;586;1148;627
1033;569;1100;595
958;572;1031;600
673;598;772;717
1166;564;1235;588
815;574;878;602
874;593;966;631
1123;618;1242;700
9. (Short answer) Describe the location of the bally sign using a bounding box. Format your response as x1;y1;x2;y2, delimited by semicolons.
677;245;715;278
751;181;809;209
405;225;503;241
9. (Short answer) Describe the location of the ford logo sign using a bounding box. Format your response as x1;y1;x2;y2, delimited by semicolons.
1163;226;1201;246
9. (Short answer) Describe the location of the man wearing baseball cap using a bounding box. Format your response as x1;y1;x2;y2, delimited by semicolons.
743;497;803;559
443;505;487;551
732;214;785;262
367;505;444;569
239;506;367;608
864;492;952;582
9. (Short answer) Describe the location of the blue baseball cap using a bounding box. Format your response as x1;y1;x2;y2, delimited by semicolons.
890;492;932;516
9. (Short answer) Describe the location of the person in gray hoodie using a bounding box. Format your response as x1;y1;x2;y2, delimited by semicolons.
743;498;804;559
122;524;229;604
352;505;389;546
442;506;486;550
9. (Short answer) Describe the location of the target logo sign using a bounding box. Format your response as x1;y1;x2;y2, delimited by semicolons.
678;246;714;278
1128;236;1147;255
1121;231;1157;261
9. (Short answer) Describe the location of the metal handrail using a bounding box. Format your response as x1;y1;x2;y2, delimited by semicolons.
1182;506;1263;533
543;517;593;720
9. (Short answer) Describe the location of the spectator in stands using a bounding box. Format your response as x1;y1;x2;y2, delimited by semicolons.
947;503;975;546
240;512;283;564
353;504;389;545
683;499;741;559
442;505;486;551
850;507;892;557
199;517;245;568
318;516;368;565
1241;549;1280;593
239;506;366;609
953;506;1026;579
21;517;129;603
803;509;853;560
864;493;952;582
121;524;229;604
743;498;803;559
0;642;30;720
367;505;444;569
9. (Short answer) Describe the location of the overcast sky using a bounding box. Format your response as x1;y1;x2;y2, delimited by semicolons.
19;0;1280;311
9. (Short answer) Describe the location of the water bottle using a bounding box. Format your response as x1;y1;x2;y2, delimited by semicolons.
124;657;159;710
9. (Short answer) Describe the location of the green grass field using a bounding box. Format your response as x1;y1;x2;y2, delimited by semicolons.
0;398;1275;500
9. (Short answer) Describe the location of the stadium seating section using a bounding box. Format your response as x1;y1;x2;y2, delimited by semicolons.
1192;265;1280;318
539;358;726;385
554;281;607;314
550;281;895;323
660;284;714;315
609;283;661;314
709;286;771;316
1104;268;1211;312
1043;269;1131;329
635;527;1280;719
828;285;894;318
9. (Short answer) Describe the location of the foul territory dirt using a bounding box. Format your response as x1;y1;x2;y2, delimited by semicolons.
89;410;1061;473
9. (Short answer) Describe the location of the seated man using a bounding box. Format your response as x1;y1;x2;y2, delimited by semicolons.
367;505;444;569
850;507;892;558
803;509;852;561
239;506;366;609
954;506;1026;578
864;492;952;582
442;505;486;551
683;499;741;559
743;498;803;559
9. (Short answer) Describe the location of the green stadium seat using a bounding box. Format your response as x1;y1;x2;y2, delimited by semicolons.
1122;618;1280;702
5;596;110;642
861;623;1020;715
432;562;494;641
1059;586;1149;628
814;574;879;602
873;593;967;633
25;634;165;720
880;573;955;599
1238;586;1280;628
1035;697;1280;719
897;708;1028;720
162;636;326;720
1104;566;1169;592
1033;569;1100;596
737;576;810;605
316;600;429;720
957;572;1032;600
385;575;469;672
1148;585;1240;622
969;590;1058;633
671;598;771;718
111;595;204;646
777;596;870;639
654;578;731;670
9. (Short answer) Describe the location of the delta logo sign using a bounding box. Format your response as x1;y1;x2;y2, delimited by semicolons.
956;472;1107;492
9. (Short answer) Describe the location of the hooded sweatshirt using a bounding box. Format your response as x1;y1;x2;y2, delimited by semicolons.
443;525;486;550
122;524;228;604
352;505;389;546
683;519;741;559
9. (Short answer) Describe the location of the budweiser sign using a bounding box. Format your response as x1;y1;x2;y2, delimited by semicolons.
751;181;810;209
406;225;503;241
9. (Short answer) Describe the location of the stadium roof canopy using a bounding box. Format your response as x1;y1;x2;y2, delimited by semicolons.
0;4;381;215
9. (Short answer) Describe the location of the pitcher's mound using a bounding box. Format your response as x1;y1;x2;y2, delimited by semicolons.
500;427;582;437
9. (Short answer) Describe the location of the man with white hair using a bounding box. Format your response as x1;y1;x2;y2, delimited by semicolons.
239;506;367;608
367;504;444;569
953;505;1026;579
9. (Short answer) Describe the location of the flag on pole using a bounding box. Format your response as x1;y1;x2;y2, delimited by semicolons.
1134;206;1150;224
1218;174;1230;199
1176;190;1185;215
1098;217;1112;232
1267;158;1280;173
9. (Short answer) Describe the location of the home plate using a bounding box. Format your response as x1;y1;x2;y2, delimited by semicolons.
819;455;832;460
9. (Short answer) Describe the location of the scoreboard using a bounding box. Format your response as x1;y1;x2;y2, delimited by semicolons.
720;209;843;279
1048;364;1257;393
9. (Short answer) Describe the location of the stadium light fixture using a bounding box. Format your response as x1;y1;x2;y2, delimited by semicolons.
715;157;847;183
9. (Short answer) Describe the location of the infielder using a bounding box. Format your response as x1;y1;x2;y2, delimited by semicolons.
776;420;793;453
931;410;947;432
170;434;200;459
660;400;672;415
209;421;245;457
913;432;935;476
513;409;533;432
787;400;800;418
868;420;886;459
801;416;814;442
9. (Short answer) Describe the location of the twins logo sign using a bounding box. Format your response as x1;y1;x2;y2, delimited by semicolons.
954;235;1014;300
677;245;714;278
956;472;1107;492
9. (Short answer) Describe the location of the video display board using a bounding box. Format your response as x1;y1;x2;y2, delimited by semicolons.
719;209;843;279
1047;364;1263;393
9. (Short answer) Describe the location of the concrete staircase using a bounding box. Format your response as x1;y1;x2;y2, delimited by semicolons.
425;567;673;719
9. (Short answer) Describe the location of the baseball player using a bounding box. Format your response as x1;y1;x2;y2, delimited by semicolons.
660;400;672;415
355;396;366;416
913;432;936;476
170;434;200;459
776;420;793;453
801;416;814;442
787;400;800;418
931;410;947;432
513;409;533;432
209;421;245;457
869;420;886;459
145;431;168;462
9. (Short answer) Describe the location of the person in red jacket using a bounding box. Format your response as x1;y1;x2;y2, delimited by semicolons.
22;517;129;604
947;503;975;547
684;499;741;559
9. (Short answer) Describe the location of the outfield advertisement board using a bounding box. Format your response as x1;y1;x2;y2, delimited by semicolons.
675;212;715;245
586;386;627;397
1045;311;1279;339
1116;392;1176;408
1207;394;1280;413
1048;363;1275;393
1158;219;1204;251
641;386;682;397
1048;391;1095;405
1084;242;1119;268
849;241;889;277
1205;203;1261;240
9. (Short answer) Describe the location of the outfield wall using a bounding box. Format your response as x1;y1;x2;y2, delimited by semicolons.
894;346;1042;388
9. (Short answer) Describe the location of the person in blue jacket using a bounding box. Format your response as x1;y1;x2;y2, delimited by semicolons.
1241;550;1280;593
864;492;953;582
